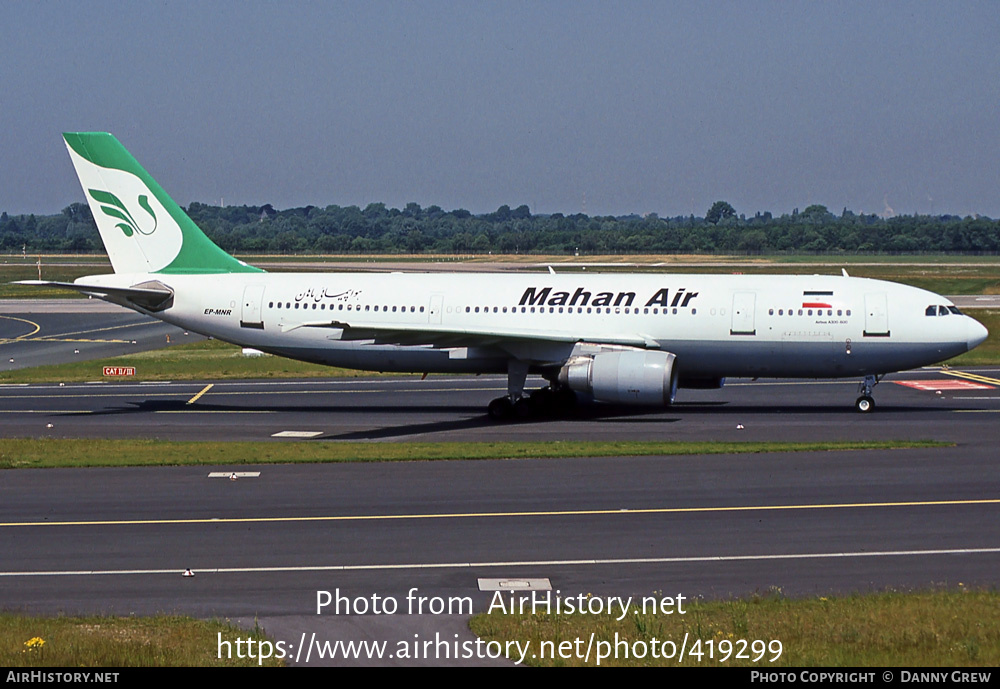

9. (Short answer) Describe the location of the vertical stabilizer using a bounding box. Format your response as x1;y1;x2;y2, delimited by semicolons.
63;132;261;275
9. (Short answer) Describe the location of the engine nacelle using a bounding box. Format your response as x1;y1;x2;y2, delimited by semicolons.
558;350;678;406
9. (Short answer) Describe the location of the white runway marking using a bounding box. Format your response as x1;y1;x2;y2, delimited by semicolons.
478;578;552;591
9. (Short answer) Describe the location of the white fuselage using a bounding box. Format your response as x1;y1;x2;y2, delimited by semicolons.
78;271;987;383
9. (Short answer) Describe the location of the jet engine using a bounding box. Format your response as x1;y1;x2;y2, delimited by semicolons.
557;350;678;406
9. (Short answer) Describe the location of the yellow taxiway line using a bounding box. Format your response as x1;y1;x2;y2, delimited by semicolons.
2;497;997;529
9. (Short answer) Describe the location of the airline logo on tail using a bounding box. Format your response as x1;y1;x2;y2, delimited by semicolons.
89;189;158;237
63;132;261;275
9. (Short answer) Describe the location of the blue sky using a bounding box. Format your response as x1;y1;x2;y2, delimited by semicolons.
3;1;998;217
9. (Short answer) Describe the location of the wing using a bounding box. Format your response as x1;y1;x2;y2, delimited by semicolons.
281;318;662;350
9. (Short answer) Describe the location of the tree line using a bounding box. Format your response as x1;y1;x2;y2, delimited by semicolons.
1;200;998;255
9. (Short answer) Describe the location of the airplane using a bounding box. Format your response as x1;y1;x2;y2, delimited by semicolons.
20;132;989;419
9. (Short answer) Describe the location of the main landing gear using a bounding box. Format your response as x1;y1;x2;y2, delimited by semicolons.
487;386;577;421
855;374;882;413
487;360;576;421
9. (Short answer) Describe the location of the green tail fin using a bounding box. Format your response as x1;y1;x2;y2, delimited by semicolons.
63;132;262;275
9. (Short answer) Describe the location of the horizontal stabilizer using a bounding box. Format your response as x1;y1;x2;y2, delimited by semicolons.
15;280;174;311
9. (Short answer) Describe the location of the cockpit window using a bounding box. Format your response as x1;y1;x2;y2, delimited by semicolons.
926;305;937;316
948;305;963;315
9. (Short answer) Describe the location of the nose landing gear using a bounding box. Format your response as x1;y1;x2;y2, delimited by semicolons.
855;374;882;413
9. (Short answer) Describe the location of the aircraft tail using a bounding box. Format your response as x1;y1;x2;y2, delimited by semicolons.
63;132;261;275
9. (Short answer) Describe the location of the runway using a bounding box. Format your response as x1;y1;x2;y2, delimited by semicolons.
2;430;1000;665
1;370;1000;444
2;301;1000;665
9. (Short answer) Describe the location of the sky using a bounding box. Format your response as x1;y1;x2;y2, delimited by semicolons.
2;1;998;218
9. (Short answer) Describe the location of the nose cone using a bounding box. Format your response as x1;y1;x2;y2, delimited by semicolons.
967;317;989;351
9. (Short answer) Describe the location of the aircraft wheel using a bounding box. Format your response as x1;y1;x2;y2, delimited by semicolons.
514;398;534;419
529;387;554;414
855;395;875;413
488;397;514;421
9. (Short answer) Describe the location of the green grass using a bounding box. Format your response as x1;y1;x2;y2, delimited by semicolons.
470;589;1000;667
0;260;106;298
0;614;282;667
0;438;947;469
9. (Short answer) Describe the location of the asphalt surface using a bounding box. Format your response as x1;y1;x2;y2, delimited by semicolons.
0;299;200;371
2;301;1000;666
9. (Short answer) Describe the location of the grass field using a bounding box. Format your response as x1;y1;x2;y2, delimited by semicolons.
470;589;1000;667
4;589;997;667
0;614;282;667
0;438;945;469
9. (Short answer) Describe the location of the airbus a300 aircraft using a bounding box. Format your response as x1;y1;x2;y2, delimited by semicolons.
23;133;989;418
